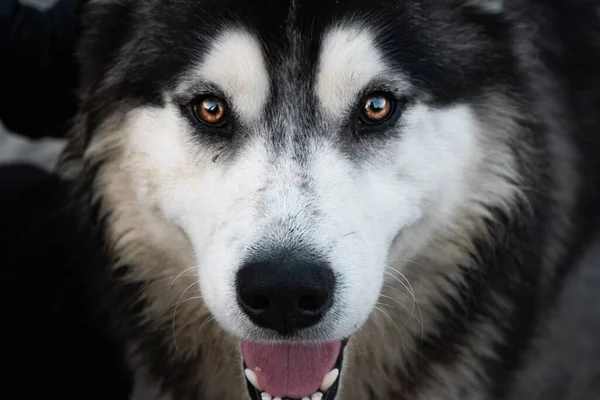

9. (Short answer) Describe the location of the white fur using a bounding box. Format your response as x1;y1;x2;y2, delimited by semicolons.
183;29;270;122
316;26;390;118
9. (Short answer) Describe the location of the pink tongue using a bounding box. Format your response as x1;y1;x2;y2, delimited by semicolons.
241;340;341;398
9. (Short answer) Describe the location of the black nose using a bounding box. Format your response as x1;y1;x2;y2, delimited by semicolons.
236;257;335;336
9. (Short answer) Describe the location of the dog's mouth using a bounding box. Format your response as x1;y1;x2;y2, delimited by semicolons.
242;339;347;400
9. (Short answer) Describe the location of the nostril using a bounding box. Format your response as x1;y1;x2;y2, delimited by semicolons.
236;256;336;334
297;292;329;313
243;293;270;312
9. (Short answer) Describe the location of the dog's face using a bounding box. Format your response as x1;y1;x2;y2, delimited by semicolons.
74;0;522;398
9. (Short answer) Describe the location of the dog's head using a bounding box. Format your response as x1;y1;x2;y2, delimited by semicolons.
67;0;525;398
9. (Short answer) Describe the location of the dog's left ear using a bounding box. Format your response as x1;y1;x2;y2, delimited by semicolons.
463;0;504;13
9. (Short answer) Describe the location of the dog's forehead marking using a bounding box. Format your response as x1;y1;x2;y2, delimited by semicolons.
199;29;270;121
316;26;387;117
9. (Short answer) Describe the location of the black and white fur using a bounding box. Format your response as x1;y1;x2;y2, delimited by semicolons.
58;0;600;399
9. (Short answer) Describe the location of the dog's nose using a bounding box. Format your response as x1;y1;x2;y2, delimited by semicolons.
236;257;335;335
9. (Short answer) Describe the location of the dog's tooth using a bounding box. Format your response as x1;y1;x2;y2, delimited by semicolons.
319;368;340;391
311;393;323;400
260;393;272;400
302;397;310;400
273;397;282;400
244;368;263;391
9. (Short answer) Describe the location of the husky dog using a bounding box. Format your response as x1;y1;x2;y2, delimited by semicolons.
59;0;600;399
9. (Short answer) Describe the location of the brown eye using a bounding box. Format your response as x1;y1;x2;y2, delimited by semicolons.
193;96;227;126
360;94;393;124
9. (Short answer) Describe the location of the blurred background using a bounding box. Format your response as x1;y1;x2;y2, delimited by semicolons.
0;0;64;171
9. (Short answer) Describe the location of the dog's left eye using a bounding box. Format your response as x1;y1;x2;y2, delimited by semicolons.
359;93;396;125
192;95;228;127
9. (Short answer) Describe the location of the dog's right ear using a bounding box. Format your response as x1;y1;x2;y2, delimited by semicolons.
81;0;138;14
76;0;138;91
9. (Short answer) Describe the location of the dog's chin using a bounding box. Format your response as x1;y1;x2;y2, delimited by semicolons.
242;339;348;400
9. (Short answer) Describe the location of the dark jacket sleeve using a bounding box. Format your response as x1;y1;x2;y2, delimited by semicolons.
0;0;83;140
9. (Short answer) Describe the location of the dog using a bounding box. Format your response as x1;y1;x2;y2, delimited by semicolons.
58;0;600;399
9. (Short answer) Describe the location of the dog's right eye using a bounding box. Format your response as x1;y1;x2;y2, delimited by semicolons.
192;95;228;127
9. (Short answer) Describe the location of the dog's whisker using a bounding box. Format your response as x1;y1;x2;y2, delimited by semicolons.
373;305;407;354
168;266;198;290
339;230;361;239
160;288;203;315
197;314;216;333
139;270;197;292
385;268;415;296
379;294;419;322
172;281;201;351
383;271;424;341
